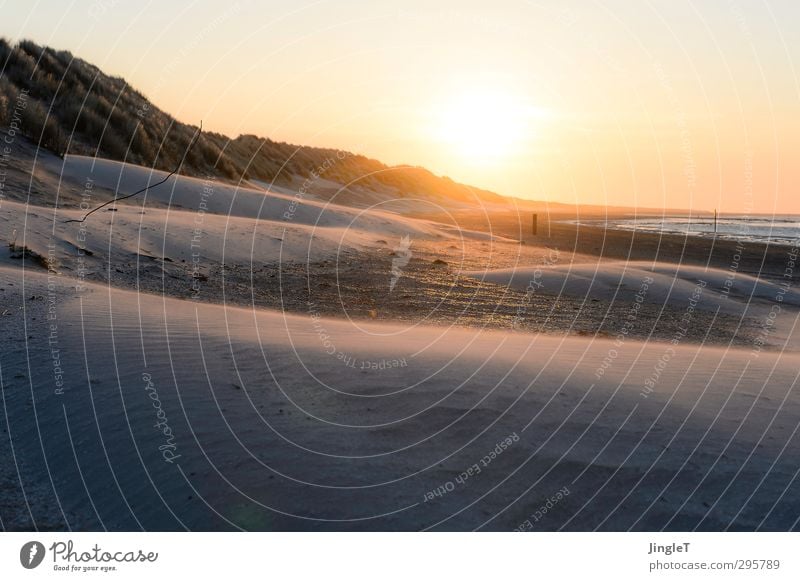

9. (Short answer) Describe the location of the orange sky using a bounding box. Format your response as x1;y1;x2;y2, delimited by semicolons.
5;0;800;212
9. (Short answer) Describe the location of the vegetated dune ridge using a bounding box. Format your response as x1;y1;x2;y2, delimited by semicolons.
1;265;799;531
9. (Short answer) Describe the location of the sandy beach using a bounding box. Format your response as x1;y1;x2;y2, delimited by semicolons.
4;6;800;579
1;148;799;531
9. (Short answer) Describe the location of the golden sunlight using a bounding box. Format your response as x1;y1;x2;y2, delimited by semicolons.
432;90;539;162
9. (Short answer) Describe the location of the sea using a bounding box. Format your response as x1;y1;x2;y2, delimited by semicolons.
580;215;800;246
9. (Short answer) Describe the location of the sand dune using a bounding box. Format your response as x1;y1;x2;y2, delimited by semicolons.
465;261;800;347
1;265;798;530
1;197;426;267
1;164;504;273
59;155;503;232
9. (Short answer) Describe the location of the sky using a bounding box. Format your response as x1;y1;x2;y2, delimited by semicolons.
3;0;800;213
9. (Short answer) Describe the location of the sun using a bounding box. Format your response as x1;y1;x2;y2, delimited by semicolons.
434;90;534;161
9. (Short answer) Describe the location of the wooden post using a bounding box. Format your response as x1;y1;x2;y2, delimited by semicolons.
532;213;538;236
714;209;717;234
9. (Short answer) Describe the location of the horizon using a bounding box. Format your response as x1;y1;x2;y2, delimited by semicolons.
3;0;800;213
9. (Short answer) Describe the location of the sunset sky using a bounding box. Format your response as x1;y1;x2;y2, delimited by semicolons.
4;0;800;213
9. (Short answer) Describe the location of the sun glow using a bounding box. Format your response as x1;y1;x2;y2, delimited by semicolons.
433;90;542;162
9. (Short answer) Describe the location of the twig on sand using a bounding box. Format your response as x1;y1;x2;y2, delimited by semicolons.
64;121;202;224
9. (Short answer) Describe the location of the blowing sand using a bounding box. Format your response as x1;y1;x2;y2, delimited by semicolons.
1;152;799;531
